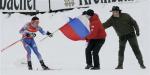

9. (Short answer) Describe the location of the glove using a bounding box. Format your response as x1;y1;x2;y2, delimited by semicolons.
26;33;31;37
136;32;140;36
46;31;53;37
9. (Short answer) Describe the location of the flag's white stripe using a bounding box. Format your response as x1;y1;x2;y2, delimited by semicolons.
78;15;90;31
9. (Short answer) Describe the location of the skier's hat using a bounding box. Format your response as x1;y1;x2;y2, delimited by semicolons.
110;6;121;12
32;16;39;21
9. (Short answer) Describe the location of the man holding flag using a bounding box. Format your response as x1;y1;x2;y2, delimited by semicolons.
84;9;106;70
60;10;106;70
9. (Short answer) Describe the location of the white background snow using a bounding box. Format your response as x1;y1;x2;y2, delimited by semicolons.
0;0;150;75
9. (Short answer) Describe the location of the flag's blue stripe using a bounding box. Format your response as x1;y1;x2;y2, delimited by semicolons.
68;18;89;39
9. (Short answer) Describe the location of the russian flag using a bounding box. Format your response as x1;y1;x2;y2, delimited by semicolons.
60;17;90;41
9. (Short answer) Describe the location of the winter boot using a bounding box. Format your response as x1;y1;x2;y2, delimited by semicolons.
140;64;146;69
40;60;50;70
115;56;124;69
90;66;100;70
136;55;146;69
115;65;123;69
27;61;32;70
85;65;93;69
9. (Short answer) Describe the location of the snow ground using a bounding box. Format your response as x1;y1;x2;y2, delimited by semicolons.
0;0;150;75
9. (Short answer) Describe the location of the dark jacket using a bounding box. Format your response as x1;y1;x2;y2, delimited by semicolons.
86;14;107;40
103;13;139;37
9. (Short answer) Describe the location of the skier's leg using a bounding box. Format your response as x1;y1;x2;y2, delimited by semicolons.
91;39;105;70
30;39;42;61
22;39;32;70
128;36;146;69
116;37;127;69
30;39;49;70
23;39;32;61
85;40;95;69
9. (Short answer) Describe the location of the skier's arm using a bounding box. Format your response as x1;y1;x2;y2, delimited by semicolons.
38;26;53;37
19;27;25;34
19;25;28;35
38;26;47;35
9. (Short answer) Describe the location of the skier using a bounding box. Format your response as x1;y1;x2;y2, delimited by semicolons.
84;9;106;70
103;6;146;69
19;16;53;70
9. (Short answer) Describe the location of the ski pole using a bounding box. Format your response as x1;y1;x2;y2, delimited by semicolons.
1;39;22;52
39;29;59;42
